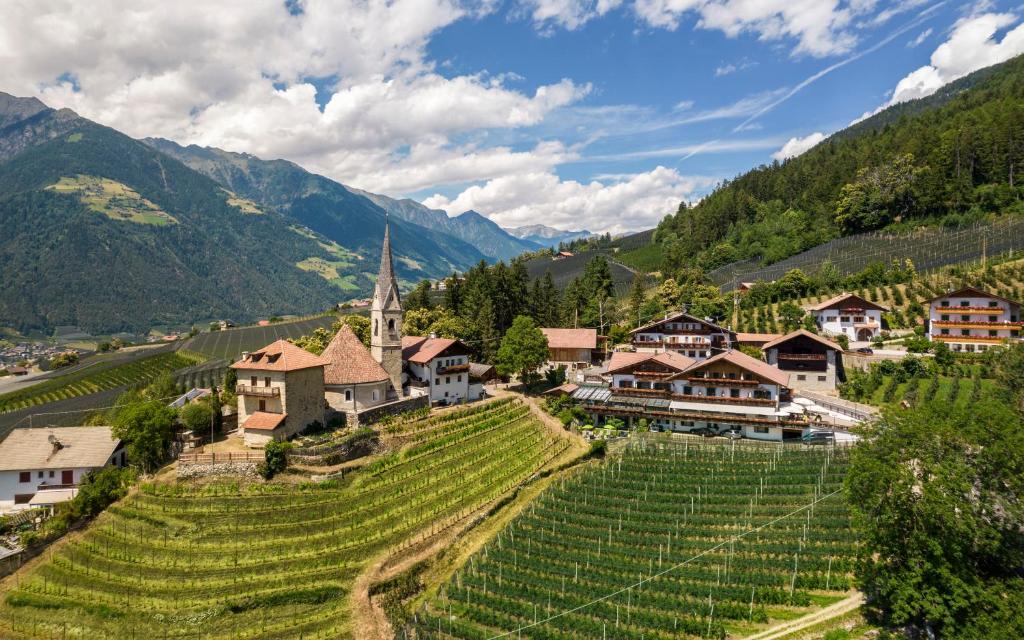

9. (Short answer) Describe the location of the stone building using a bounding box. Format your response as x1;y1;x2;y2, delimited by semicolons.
322;324;391;416
231;340;329;447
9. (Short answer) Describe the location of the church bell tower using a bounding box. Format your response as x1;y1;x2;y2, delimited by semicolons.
371;216;404;396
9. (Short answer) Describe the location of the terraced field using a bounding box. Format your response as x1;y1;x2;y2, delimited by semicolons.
0;351;205;415
179;315;339;361
410;437;855;639
0;398;576;639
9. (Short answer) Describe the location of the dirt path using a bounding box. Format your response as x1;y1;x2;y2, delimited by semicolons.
743;592;865;640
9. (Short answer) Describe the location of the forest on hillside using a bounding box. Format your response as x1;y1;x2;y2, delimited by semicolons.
652;54;1024;281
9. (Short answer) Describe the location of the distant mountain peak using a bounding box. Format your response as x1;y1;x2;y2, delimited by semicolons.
504;223;594;249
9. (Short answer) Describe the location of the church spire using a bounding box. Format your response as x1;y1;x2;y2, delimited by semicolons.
374;214;401;309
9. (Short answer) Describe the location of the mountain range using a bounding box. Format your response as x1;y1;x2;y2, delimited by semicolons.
504;224;594;248
0;92;564;334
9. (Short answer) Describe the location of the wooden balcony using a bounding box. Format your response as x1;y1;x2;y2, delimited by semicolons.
685;376;760;386
633;370;676;379
932;335;1008;344
437;363;469;374
673;393;776;407
931;320;1021;329
935;305;1007;313
580;402;800;426
236;385;280;397
777;353;827;361
614;386;669;397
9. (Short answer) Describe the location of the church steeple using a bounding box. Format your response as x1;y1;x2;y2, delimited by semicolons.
374;215;402;310
371;215;404;396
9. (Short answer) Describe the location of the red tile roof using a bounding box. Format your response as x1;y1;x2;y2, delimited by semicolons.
607;350;694;374
240;411;287;431
761;329;842;352
676;350;790;387
230;339;329;372
539;328;597;350
735;332;782;345
321;325;390;385
804;292;888;313
401;336;469;364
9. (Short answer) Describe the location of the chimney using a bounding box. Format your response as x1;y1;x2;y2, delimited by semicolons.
429;332;438;339
241;351;249;361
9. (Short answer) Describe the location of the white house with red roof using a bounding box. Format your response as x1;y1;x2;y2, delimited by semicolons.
574;348;822;441
402;335;474;405
230;339;329;447
805;293;887;342
630;311;735;360
925;286;1022;352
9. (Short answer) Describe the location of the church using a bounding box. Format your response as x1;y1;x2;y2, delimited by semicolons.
234;218;477;444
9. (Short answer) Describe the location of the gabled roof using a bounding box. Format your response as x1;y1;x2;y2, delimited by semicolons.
736;332;782;345
630;311;730;335
804;292;888;313
606;350;694;375
322;325;390;385
469;362;496;380
673;349;790;387
923;285;1020;306
762;329;842;352
0;426;120;471
230;339;329;372
402;336;469;364
539;328;598;350
241;412;287;432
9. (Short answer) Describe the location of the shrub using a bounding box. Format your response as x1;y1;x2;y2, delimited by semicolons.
260;441;292;479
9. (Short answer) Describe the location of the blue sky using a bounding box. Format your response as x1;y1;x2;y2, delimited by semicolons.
4;1;1024;233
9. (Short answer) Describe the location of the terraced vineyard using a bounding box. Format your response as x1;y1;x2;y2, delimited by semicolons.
0;398;576;639
410;437;855;639
179;314;339;361
0;350;206;414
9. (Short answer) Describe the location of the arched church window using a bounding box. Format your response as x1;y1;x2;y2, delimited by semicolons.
388;318;395;332
345;389;352;402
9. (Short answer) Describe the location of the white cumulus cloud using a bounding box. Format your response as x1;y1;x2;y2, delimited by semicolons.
423;166;716;234
771;132;826;160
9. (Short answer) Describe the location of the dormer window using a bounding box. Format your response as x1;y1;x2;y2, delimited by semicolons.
267;354;280;364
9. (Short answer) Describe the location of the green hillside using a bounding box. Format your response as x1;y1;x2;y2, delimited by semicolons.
652;54;1024;277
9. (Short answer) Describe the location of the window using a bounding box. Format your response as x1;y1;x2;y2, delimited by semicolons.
961;315;970;322
19;471;29;483
754;426;769;434
978;345;988;352
826;315;837;322
446;376;451;384
726;372;737;379
729;389;740;398
264;376;271;387
988;301;998;307
345;389;352;402
705;387;716;397
961;330;970;336
37;471;43;479
388;318;395;332
940;300;949;307
941;329;949;335
48;470;54;478
374;319;379;336
457;375;462;382
989;330;998;337
797;375;806;381
989;316;998;322
753;389;770;400
251;376;257;386
941;314;949;321
682;386;692;395
960;301;970;307
434;378;440;385
818;376;827;382
372;390;379;401
840;316;850;323
258;399;266;412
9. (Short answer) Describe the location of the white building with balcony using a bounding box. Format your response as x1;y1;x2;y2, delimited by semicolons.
805;293;887;342
402;336;473;405
926;286;1022;352
630;311;735;360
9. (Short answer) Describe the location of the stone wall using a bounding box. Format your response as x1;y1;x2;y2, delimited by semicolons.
177;461;260;479
350;394;429;427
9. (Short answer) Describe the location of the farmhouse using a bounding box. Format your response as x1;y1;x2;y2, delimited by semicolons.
539;327;598;372
630;311;735;360
231;340;328;447
805;292;887;341
762;329;843;391
0;426;124;513
926;286;1022;352
403;335;474;405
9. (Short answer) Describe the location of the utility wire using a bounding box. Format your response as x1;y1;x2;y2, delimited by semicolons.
485;486;845;640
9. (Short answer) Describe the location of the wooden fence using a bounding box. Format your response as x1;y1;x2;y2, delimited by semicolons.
178;451;264;464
